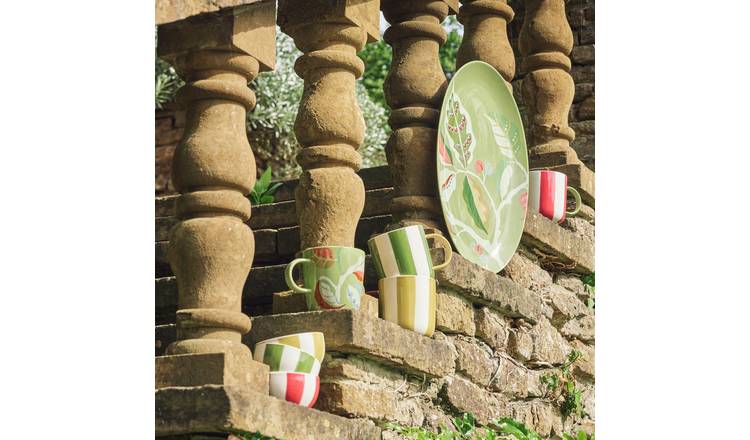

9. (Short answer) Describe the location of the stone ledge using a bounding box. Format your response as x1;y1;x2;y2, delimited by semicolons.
155;385;381;440
522;211;594;274
435;253;543;323
246;309;456;378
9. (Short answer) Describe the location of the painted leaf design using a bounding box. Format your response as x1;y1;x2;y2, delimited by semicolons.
315;277;342;309
485;114;514;159
500;166;513;198
346;283;362;309
438;133;454;165
461;175;488;234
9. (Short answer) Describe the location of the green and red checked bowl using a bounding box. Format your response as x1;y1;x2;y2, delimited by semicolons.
269;372;320;407
253;342;321;375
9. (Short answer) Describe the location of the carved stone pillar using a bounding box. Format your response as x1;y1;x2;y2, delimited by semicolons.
519;0;577;168
382;0;458;232
519;0;594;204
278;0;380;249
456;0;515;83
155;3;276;390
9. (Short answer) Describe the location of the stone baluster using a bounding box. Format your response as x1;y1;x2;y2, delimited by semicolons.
456;0;515;83
519;0;595;203
155;3;276;390
519;0;578;168
278;0;380;249
381;0;459;232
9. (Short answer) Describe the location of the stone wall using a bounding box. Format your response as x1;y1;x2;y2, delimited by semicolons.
155;165;595;439
509;0;595;170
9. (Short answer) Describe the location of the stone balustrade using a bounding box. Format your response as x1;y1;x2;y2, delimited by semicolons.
155;0;594;437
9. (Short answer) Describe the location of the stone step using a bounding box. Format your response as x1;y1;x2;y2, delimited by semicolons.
156;384;381;440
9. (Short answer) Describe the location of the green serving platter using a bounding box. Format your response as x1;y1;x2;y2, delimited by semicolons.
436;61;529;273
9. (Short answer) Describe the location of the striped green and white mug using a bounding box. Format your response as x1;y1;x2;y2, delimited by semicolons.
378;275;437;337
368;225;453;278
253;342;321;375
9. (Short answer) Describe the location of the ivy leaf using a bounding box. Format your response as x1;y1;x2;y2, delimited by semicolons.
461;175;488;234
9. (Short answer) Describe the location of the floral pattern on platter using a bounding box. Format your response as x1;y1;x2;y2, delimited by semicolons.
436;61;529;273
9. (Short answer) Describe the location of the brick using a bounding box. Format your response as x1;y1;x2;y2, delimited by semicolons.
452;338;496;387
246;309;456;377
554;274;586;298
574;83;594;103
155;385;381;440
474;307;511;352
436;254;543;323
317;380;399;421
578;96;595;120
572;65;595;84
436;289;476;336
570;120;595;136
571;45;595;65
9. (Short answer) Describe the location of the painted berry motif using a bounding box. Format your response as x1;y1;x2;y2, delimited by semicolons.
438;134;453;165
312;248;335;268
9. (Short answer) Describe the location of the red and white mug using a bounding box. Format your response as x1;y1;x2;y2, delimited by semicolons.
528;170;581;223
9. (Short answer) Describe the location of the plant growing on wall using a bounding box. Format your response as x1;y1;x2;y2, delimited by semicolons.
250;167;283;206
540;350;587;420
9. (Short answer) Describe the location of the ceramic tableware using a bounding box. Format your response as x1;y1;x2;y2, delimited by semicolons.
528;170;581;223
284;246;365;311
255;332;326;363
253;342;321;375
378;275;436;337
368;225;453;278
269;372;320;408
436;61;529;273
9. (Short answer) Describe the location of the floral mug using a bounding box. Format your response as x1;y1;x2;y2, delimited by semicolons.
284;246;365;311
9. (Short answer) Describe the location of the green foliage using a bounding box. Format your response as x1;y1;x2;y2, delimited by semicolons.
250;167;283;206
440;16;463;79
357;40;392;109
386;413;589;440
540;350;586;420
562;431;595;440
250;30;389;178
155;56;183;109
582;273;595;310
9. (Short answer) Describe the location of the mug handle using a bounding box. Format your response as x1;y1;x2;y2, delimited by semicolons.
566;187;582;217
425;233;453;270
284;258;312;294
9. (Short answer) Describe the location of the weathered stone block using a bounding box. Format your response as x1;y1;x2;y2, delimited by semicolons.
272;290;378;318
452;338;496;387
554;274;586;297
510;318;572;366
436;254;543;323
522;211;594;274
155;385;381;439
474;307;511;352
571;340;595;379
246;309;456;377
574;83;594;103
441;376;506;424
317;380;400;421
436;289;476;336
155;352;269;392
501;252;553;292
541;284;590;327
507;400;563;438
570;120;595;135
561;315;595;343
